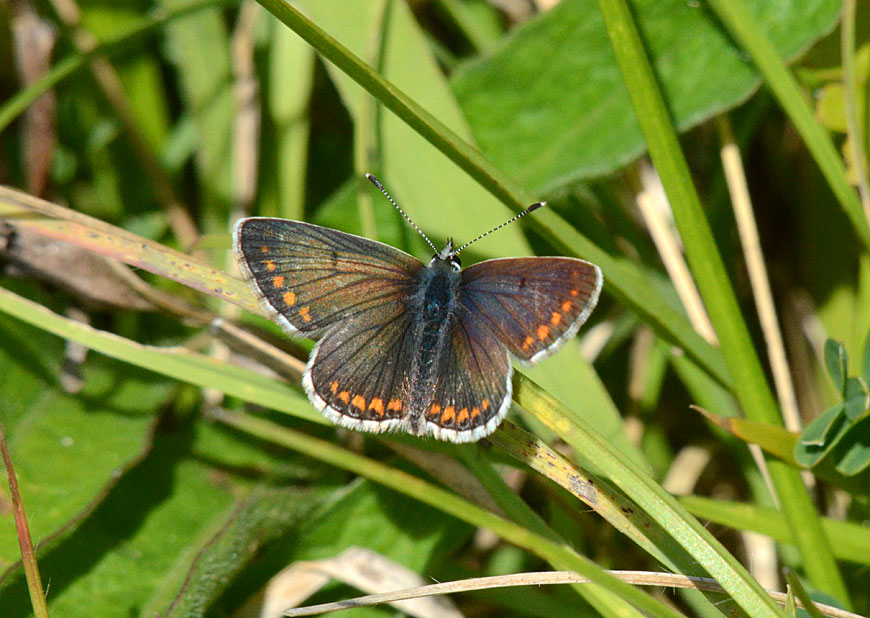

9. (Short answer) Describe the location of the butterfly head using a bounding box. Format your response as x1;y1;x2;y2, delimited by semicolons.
432;238;462;271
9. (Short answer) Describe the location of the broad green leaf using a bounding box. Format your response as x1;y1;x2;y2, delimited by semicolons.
833;419;870;477
293;479;471;569
0;422;233;616
143;486;317;618
798;403;845;449
843;378;869;420
824;339;848;396
0;310;172;568
451;0;840;193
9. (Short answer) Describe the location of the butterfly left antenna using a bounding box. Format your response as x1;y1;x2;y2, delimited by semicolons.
366;174;438;254
454;201;545;254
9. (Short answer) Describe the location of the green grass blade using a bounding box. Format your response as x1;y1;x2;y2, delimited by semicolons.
515;374;784;618
680;495;870;565
706;0;870;251
593;0;849;604
217;411;688;618
459;448;650;618
0;186;257;314
0;287;321;425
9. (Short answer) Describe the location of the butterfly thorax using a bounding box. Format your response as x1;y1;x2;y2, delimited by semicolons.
404;256;462;433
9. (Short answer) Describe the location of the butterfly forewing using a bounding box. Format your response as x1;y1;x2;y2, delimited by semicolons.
234;218;421;335
459;257;602;364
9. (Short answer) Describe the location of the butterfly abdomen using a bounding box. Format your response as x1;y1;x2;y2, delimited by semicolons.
403;260;461;433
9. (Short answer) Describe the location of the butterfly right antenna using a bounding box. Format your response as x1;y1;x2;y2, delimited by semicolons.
454;201;545;254
366;174;438;254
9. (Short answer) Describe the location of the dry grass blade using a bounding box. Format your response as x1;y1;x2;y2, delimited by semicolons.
0;186;257;314
281;570;866;618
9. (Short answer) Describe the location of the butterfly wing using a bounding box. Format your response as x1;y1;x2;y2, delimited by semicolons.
459;257;602;364
233;218;421;336
303;306;419;434
423;310;513;443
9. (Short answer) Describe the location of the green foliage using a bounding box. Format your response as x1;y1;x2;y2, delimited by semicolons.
795;337;870;476
1;0;869;616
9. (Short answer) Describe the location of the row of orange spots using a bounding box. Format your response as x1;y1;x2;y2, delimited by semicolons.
517;298;583;352
298;306;311;322
330;385;403;418
429;400;488;425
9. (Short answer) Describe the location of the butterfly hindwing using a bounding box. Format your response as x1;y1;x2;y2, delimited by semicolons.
423;308;513;442
234;218;421;335
303;306;416;433
459;257;602;364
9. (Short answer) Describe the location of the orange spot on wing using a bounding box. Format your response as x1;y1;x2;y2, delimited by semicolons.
561;300;572;312
352;395;366;411
299;306;311;322
387;399;402;412
369;398;385;416
441;406;456;424
330;381;339;393
471;406;481;419
338;391;350;404
481;399;490;412
537;324;550;341
429;403;442;417
550;312;562;326
272;275;285;288
265;260;276;271
260;246;270;254
570;289;579;297
283;291;296;306
521;335;534;351
457;408;469;423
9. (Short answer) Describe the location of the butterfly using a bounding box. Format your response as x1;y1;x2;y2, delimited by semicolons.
233;174;602;443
